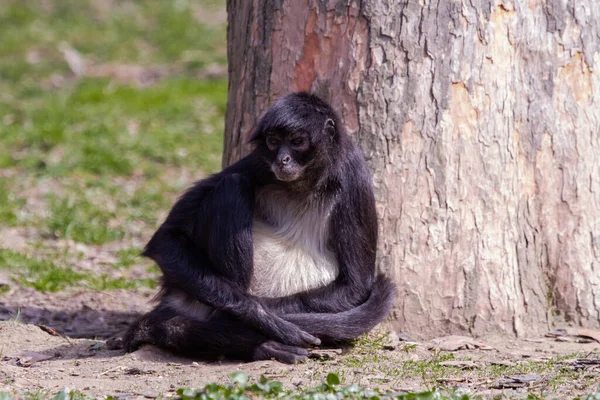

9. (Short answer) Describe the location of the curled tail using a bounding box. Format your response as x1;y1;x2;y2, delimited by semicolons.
284;275;396;344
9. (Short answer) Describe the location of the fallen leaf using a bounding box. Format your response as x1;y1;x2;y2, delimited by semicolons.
567;328;600;343
489;360;516;367
124;367;155;375
439;360;478;369
308;349;342;360
562;358;600;371
510;374;543;383
37;324;60;336
523;338;544;343
429;335;493;351
547;328;600;343
437;377;467;384
492;379;526;389
134;391;160;399
397;332;419;342
5;351;53;367
491;374;544;389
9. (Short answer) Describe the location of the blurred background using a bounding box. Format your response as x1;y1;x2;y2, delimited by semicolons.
0;0;227;294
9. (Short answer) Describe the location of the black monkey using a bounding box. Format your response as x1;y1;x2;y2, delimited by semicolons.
124;92;396;363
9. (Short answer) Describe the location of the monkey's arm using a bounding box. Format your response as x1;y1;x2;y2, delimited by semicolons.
263;153;378;314
144;172;319;348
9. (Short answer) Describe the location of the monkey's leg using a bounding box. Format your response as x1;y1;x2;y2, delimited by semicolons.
123;305;308;364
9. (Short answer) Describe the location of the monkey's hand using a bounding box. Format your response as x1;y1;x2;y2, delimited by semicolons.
242;300;320;348
184;279;320;348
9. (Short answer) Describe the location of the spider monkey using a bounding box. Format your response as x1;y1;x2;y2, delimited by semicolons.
123;92;396;363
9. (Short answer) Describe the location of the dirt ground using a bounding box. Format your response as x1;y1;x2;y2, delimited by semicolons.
1;288;600;399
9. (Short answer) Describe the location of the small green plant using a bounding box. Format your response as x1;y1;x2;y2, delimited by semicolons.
177;372;476;400
9;308;21;322
53;390;88;400
402;343;419;353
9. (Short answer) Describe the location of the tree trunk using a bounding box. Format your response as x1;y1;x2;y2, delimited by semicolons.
224;0;600;337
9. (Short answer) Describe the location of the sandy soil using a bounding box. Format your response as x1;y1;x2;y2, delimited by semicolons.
1;288;599;399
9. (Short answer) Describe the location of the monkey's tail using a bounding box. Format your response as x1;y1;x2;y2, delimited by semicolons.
283;275;396;344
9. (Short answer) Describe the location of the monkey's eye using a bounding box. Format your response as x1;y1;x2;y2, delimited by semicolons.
291;137;306;147
266;136;281;148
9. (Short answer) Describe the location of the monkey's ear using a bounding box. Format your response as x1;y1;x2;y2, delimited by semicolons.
324;118;336;139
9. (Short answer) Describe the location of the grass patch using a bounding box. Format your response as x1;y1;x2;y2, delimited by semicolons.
113;247;143;269
0;178;24;226
0;248;158;292
84;274;157;291
0;0;228;180
0;0;226;79
46;195;124;245
0;248;84;292
1;77;227;179
0;1;225;288
123;180;175;225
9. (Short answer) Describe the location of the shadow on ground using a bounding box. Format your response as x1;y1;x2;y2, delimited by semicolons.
0;287;153;339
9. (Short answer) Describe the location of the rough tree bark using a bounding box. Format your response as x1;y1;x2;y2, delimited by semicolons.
224;0;600;337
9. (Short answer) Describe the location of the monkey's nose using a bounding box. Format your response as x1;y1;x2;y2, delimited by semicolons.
280;155;291;165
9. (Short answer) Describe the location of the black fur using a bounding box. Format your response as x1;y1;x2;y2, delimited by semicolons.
123;92;396;363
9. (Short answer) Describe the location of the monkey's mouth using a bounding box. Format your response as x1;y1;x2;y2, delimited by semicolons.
272;164;303;182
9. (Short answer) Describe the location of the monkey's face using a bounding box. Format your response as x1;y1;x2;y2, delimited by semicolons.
264;131;312;182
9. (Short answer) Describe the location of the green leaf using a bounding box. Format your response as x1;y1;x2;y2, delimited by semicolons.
176;388;197;400
326;372;340;386
53;392;67;400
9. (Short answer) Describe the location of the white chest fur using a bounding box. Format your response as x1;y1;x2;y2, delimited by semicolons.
250;186;338;297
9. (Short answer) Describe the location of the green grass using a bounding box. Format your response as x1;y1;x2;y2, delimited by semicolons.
46;194;124;245
0;77;226;178
0;178;25;226
0;0;227;180
0;248;158;292
0;0;227;292
0;0;226;78
0;248;84;292
85;274;157;291
113;247;143;269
